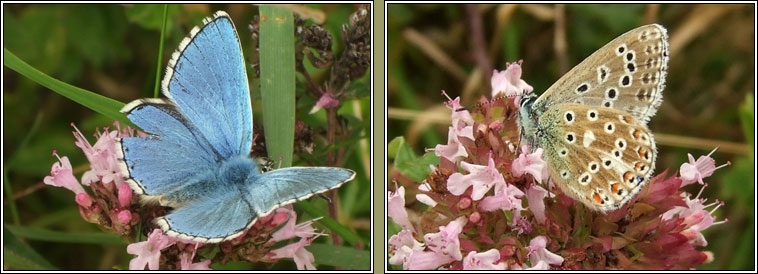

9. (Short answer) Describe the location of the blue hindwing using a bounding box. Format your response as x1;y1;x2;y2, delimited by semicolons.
244;167;356;216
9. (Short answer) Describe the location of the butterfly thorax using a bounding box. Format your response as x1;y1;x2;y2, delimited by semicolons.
517;92;543;149
161;156;259;208
219;155;261;185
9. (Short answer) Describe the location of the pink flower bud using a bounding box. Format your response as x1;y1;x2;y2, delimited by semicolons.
488;120;503;131
458;196;472;209
75;193;93;207
270;211;290;227
118;183;133;208
118;210;132;224
469;211;481;223
703;251;714;264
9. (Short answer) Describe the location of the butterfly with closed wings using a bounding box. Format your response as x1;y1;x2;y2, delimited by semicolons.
517;24;669;212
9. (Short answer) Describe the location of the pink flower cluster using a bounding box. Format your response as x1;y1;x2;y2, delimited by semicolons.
388;62;728;270
44;122;323;270
44;122;142;236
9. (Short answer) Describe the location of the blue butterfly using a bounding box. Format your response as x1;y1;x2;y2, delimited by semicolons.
115;11;355;243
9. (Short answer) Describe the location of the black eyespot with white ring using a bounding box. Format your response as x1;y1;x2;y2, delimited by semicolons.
589;162;600;173
615;138;627;150
575;83;590;94
564;111;575;124
602;158;613;169
625;50;635;62
587;110;598;121
579;172;592;185
616;44;627;55
620;74;632;87
565;132;576;144
604;122;615;134
605;87;618;100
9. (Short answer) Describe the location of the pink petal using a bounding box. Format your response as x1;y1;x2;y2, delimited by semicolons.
309;92;340;114
180;253;212;270
117;210;132;224
388;229;424;266
491;62;533;98
527;236;564;268
407;250;455;270
270;207;299;242
388;186;414;232
445;96;474;127
479;183;524;212
423;216;466;261
447;158;504;201
270;237;316;270
463;249;506;270
526;185;548;224
126;229;175;270
512;147;547;182
118;182;133;208
434;127;469;162
43;155;85;194
75;193;93;207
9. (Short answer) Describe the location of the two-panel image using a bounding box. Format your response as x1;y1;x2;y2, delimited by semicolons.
1;2;754;272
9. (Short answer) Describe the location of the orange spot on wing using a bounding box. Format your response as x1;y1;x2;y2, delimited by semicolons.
638;147;647;158
633;129;642;139
593;193;603;204
623;171;633;182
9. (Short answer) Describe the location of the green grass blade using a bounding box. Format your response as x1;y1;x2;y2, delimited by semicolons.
294;203;366;247
307;243;370;270
5;225;125;245
259;5;296;167
3;48;129;125
3;226;57;270
3;167;21;225
153;4;169;98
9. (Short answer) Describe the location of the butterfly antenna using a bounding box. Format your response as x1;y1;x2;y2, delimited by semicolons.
455;94;515;112
318;194;333;203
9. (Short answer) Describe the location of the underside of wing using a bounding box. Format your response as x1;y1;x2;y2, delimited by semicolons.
534;24;669;124
539;104;657;211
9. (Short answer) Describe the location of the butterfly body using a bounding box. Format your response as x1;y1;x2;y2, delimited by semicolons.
115;11;355;243
518;24;668;212
159;155;258;208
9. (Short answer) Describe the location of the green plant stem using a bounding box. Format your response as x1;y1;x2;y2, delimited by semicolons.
153;4;169;98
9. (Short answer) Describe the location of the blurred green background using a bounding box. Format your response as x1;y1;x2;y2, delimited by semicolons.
387;4;754;270
3;3;371;270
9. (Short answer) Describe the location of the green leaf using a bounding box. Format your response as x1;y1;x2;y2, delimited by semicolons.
5;225;125;245
259;5;296;168
389;136;440;182
3;48;131;126
3;226;57;270
307;243;370;270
